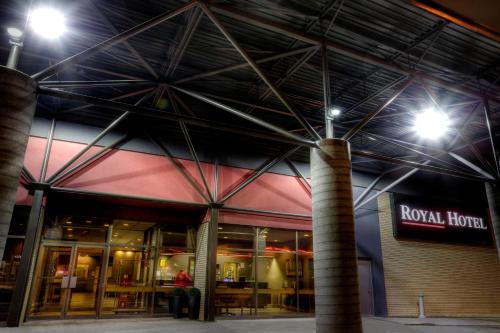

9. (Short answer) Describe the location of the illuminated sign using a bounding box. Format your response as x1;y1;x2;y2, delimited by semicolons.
392;194;492;245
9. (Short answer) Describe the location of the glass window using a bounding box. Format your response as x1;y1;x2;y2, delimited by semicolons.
110;220;155;246
102;246;154;315
44;216;109;243
218;225;255;250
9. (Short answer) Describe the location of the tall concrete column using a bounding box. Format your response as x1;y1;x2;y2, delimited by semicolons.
311;139;362;333
0;66;37;260
485;182;500;258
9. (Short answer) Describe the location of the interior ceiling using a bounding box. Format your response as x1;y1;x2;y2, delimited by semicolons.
2;0;500;178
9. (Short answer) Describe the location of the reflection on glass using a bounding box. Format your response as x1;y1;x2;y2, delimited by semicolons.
216;226;315;317
67;248;103;316
102;246;154;314
218;225;255;250
29;246;72;317
44;216;109;243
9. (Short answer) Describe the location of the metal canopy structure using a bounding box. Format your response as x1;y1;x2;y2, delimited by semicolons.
2;0;500;189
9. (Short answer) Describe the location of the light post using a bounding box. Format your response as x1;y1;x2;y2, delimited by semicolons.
6;27;23;69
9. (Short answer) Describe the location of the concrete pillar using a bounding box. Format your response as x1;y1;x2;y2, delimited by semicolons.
311;139;362;333
485;182;500;258
0;66;37;260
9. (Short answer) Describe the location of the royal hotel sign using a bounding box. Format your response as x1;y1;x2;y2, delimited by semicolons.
391;194;493;245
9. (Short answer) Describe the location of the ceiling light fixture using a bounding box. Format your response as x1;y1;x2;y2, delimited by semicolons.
413;108;450;140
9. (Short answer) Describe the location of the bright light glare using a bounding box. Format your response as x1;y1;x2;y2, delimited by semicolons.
29;7;66;39
328;108;341;118
7;27;23;39
413;109;450;140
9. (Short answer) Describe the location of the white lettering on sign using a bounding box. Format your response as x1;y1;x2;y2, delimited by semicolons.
399;204;486;230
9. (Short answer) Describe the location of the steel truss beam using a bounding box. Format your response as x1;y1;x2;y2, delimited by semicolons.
483;96;500;177
220;146;302;203
246;47;319;114
351;150;488;181
38;80;156;88
150;136;210;203
60;87;156;114
175;46;317;85
209;4;493;102
40;87;491;182
45;112;130;183
38;86;316;147
355;161;430;210
87;0;159;79
164;7;203;78
420;83;497;177
167;88;214;202
51;135;129;186
169;86;315;146
40;119;56;182
200;3;322;141
286;158;311;191
342;77;415;140
32;1;198;81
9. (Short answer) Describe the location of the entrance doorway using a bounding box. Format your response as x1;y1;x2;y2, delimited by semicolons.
28;245;104;319
358;259;374;316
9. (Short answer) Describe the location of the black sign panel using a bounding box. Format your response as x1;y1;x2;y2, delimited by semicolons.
391;194;492;246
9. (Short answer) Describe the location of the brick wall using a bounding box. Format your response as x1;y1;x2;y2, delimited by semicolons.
378;192;500;317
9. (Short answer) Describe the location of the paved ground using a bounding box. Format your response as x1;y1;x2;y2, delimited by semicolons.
1;317;500;333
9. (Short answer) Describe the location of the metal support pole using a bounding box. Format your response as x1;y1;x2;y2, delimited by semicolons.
7;189;45;326
205;207;219;321
200;3;322;141
6;41;22;69
322;45;334;138
32;1;198;80
220;146;302;203
342;78;414;140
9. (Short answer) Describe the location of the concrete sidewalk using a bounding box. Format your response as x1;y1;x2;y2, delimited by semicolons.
0;317;499;333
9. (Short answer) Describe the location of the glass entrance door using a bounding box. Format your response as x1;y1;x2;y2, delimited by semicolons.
28;245;104;318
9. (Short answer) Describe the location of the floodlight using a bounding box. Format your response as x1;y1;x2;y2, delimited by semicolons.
7;27;23;40
327;107;341;119
413;108;450;140
29;7;66;39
